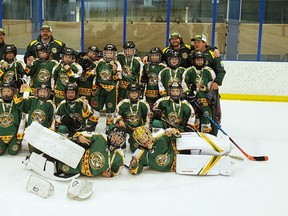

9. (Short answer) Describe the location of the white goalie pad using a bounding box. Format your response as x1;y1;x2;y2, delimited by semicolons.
67;179;93;200
26;175;54;199
23;122;85;168
176;132;232;155
23;152;80;182
176;154;232;176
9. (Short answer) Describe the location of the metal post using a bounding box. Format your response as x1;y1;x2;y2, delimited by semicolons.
166;0;171;47
257;0;265;61
211;0;218;47
123;0;127;44
81;0;84;52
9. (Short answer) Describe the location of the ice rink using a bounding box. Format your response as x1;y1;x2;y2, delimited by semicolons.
1;100;287;216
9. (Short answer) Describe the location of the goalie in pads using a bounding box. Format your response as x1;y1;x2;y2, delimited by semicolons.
129;126;232;176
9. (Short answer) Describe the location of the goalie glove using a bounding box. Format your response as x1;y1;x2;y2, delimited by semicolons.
67;179;93;200
61;115;82;131
26;175;54;199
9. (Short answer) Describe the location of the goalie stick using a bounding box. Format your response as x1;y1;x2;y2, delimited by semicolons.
203;112;269;161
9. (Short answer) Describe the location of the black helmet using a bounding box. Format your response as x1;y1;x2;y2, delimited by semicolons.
0;81;16;101
107;126;126;150
62;47;74;56
104;44;117;52
123;41;135;49
148;47;162;64
36;83;52;101
4;44;17;63
64;82;79;101
87;45;99;54
127;83;141;102
168;80;182;101
36;43;49;59
4;44;17;56
103;44;117;62
166;50;181;69
193;51;206;69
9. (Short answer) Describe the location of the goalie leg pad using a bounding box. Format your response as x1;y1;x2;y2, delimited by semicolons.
176;154;232;176
23;152;80;181
176;132;232;155
26;175;54;199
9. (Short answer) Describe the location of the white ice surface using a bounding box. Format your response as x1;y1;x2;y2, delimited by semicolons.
1;100;288;216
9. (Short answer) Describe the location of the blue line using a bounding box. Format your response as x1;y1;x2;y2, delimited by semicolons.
39;0;43;28
257;0;265;61
211;0;217;47
123;0;127;44
81;0;85;52
166;0;171;47
0;0;2;28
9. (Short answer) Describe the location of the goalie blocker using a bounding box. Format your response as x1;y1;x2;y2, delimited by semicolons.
175;132;233;176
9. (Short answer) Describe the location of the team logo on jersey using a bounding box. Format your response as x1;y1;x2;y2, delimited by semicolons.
127;113;140;125
31;109;46;123
3;71;15;83
182;52;188;59
122;65;132;76
0;112;14;128
51;48;57;54
70;113;83;124
37;69;51;82
99;69;112;81
60;73;69;85
89;152;105;170
148;73;158;86
168;112;181;124
107;103;113;108
155;153;170;166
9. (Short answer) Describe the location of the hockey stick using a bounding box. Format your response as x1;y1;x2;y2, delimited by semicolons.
203;112;268;161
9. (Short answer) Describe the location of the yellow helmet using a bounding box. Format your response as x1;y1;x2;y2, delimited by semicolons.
133;126;154;149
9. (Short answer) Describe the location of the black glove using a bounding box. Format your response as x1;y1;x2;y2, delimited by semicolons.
153;109;162;120
141;73;149;83
206;90;216;105
61;115;82;131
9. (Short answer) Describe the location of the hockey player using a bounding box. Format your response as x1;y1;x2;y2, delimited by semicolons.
0;44;26;85
0;82;23;155
55;82;92;137
182;51;216;133
77;45;99;103
14;82;56;152
23;124;126;179
153;80;197;132
158;50;186;97
25;43;59;96
129;126;232;175
57;126;126;177
117;41;143;102
141;47;166;109
54;47;82;106
115;82;150;152
190;34;226;135
90;44;121;131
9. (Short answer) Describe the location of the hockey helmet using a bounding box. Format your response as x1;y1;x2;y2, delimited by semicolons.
148;47;162;64
166;50;181;69
193;51;206;69
0;81;16;101
127;82;141;102
133;126;154;150
123;41;136;60
4;44;17;56
103;44;117;63
62;47;75;56
64;82;79;101
107;126;127;150
36;83;52;101
168;80;183;101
